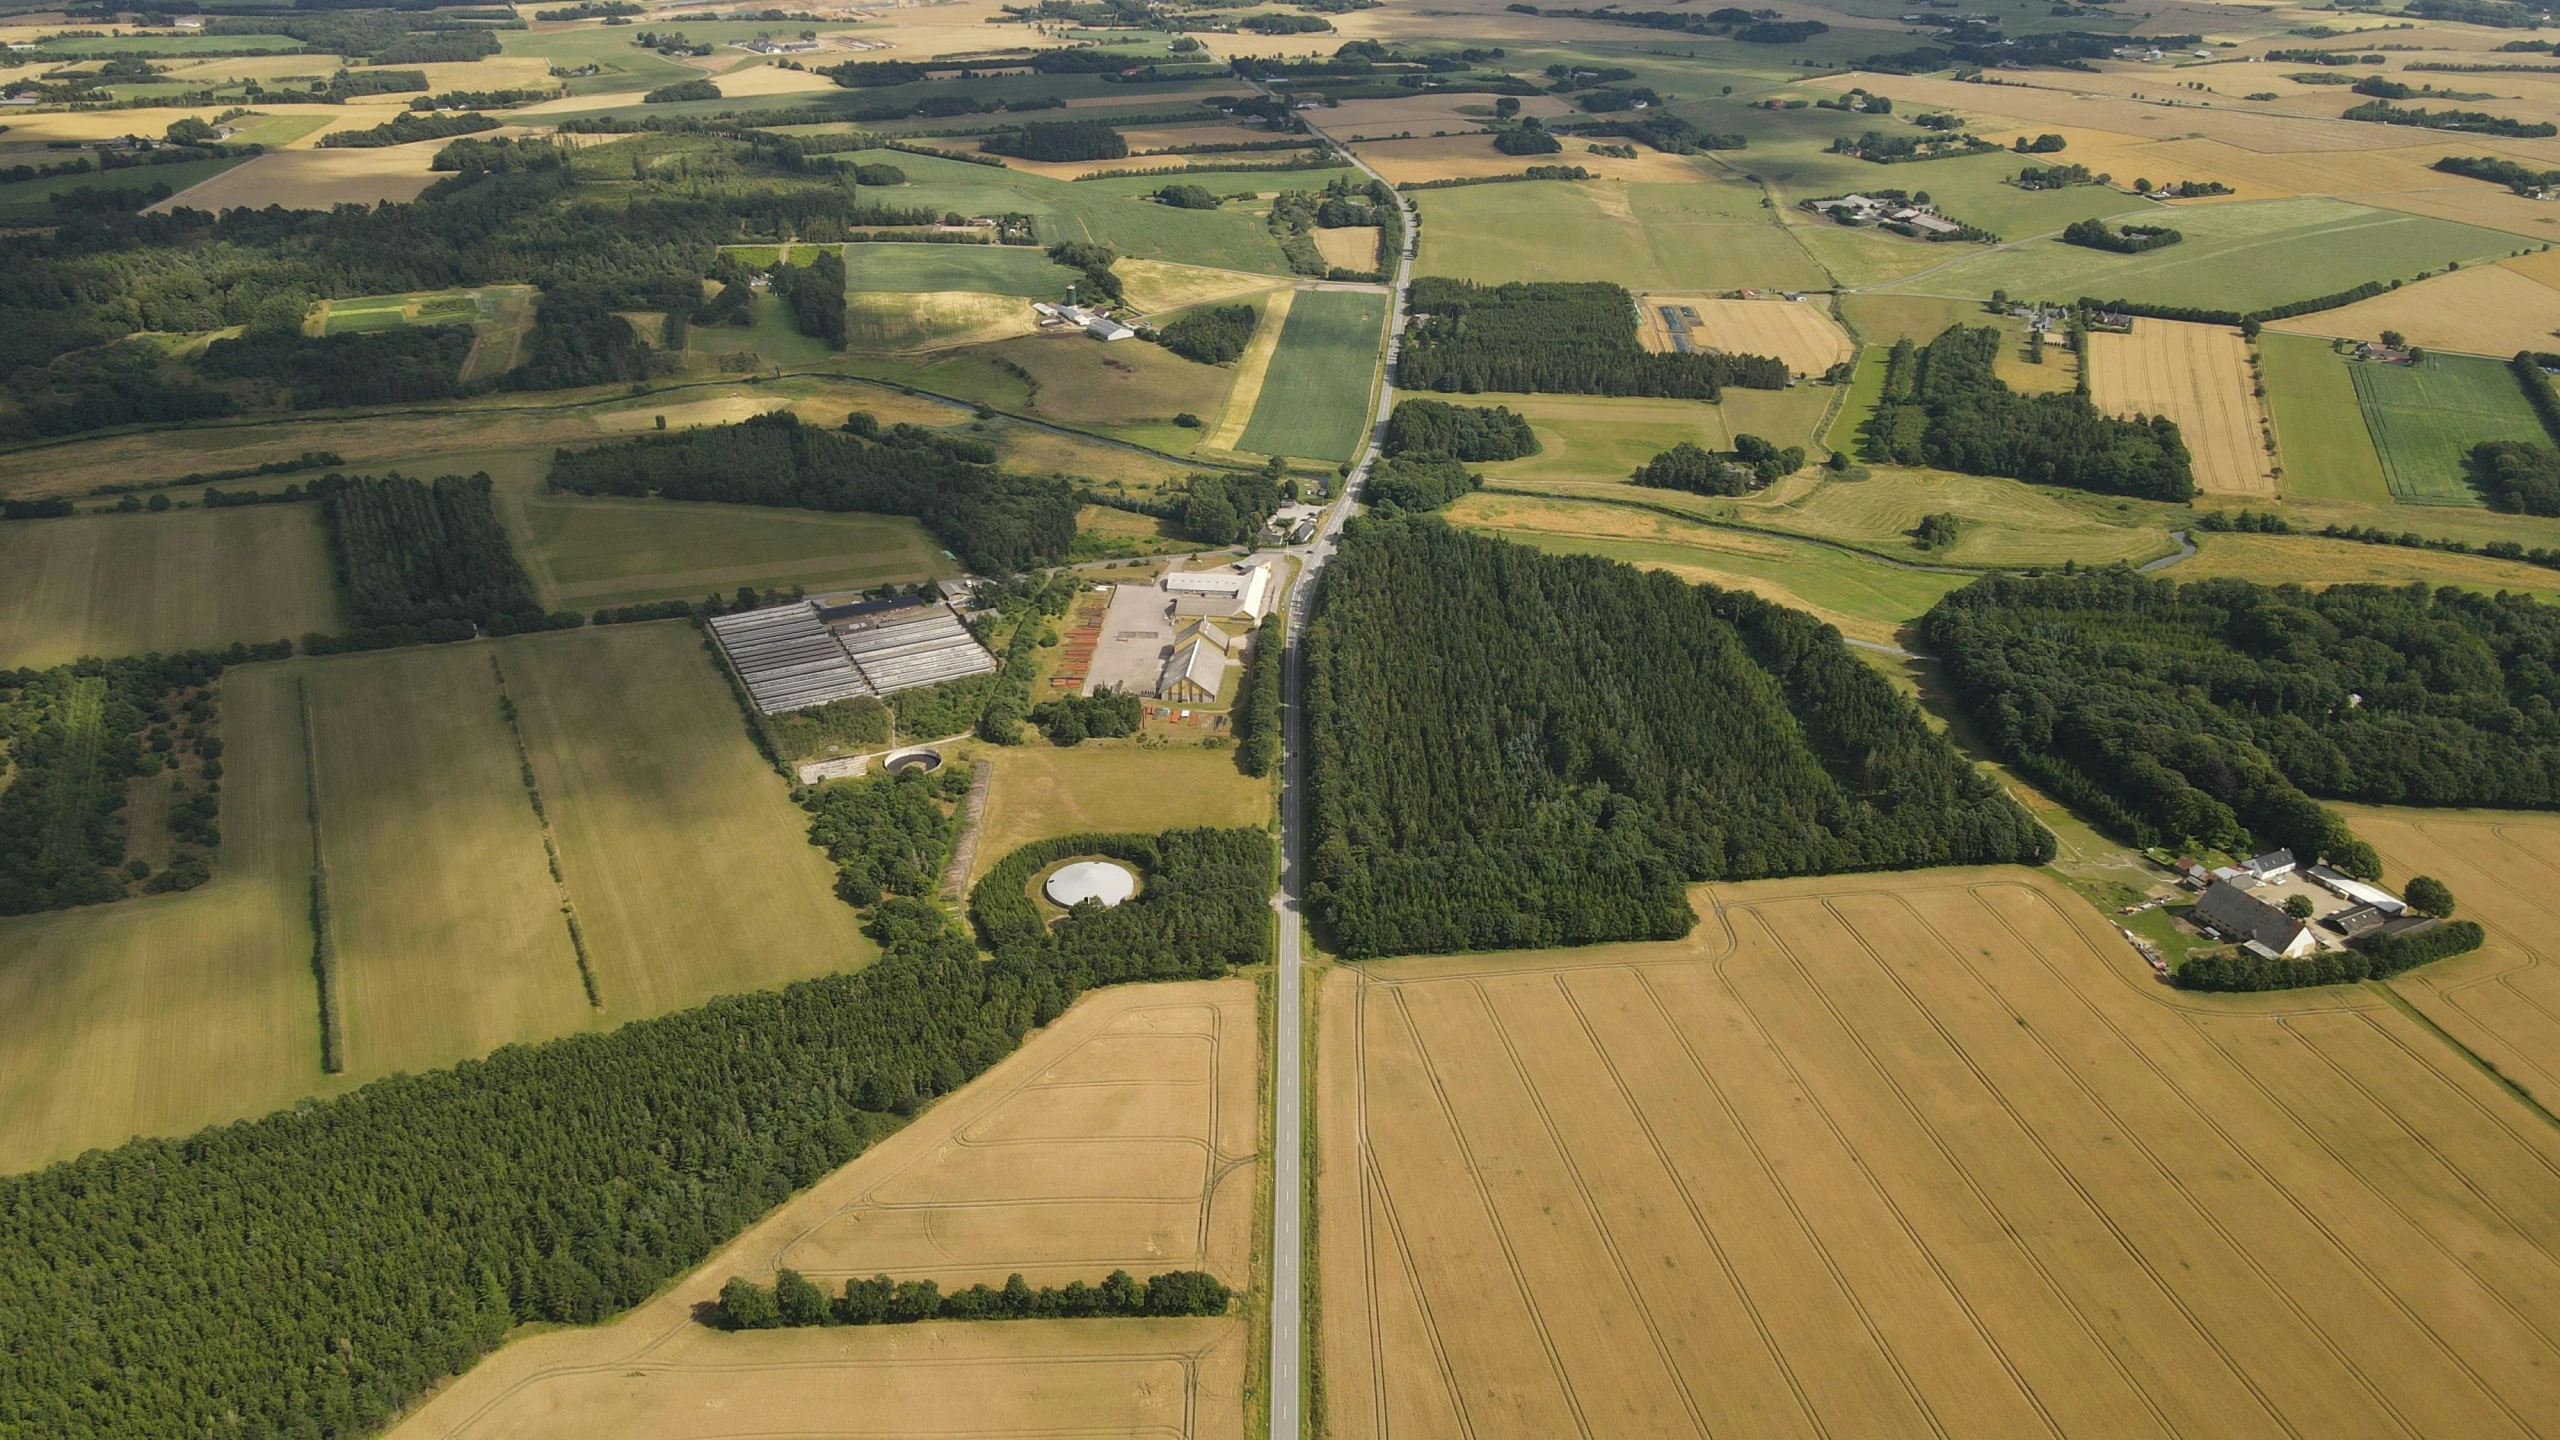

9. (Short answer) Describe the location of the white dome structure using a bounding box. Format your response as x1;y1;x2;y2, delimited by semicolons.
1044;859;1137;909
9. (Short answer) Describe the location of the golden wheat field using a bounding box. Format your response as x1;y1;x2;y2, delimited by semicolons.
381;979;1255;1440
2346;807;2560;1119
1315;226;1380;272
148;146;449;212
2086;319;2274;498
1642;296;1854;375
1317;866;2560;1439
2269;262;2560;357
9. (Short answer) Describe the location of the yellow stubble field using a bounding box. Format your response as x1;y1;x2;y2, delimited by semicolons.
382;977;1256;1440
2269;261;2560;357
2086;318;2274;498
1317;866;2560;1439
1642;296;1855;375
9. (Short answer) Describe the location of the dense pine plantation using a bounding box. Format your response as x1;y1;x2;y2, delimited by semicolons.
548;410;1078;574
0;826;1272;1440
324;472;545;634
1922;570;2560;867
1382;397;1539;460
1365;456;1483;511
1398;279;1789;397
1861;325;2195;500
1303;519;2050;957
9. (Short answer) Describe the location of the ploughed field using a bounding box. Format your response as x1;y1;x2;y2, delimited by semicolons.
1317;867;2560;1439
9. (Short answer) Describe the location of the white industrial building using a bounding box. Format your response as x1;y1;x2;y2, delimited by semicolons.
708;594;996;715
1031;300;1135;341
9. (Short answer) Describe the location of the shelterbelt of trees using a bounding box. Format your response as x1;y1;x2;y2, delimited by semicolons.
0;133;925;442
1862;325;2195;501
1921;569;2560;866
1398;279;1789;398
547;410;1078;575
1303;518;2052;957
0;826;1273;1440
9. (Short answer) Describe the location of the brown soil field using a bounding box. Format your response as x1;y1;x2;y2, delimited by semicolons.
379;978;1253;1440
147;145;448;212
1316;866;2560;1439
1315;225;1380;272
2086;318;2274;498
2346;807;2560;1124
1643;296;1854;375
2269;263;2560;357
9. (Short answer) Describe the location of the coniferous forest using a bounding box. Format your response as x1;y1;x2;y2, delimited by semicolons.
1303;519;2052;957
325;472;545;633
1397;279;1789;397
0;827;1272;1440
1921;569;2560;867
1382;397;1540;460
1861;325;2196;500
548;410;1078;574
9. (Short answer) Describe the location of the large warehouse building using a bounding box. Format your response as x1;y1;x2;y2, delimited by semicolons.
707;593;996;714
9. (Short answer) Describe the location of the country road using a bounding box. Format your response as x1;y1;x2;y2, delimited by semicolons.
1265;107;1418;1440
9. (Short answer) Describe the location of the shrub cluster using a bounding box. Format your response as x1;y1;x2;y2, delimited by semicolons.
1029;687;1142;745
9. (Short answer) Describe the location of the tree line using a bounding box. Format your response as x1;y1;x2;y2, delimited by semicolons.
1398;279;1788;398
2175;920;2484;991
1234;614;1283;777
547;410;1078;575
1861;325;2195;500
0;824;1272;1439
1383;398;1539;461
1920;568;2560;873
1303;518;2052;957
715;1267;1231;1329
2061;218;2182;253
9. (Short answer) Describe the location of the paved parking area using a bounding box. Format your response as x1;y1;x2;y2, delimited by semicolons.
1084;583;1175;697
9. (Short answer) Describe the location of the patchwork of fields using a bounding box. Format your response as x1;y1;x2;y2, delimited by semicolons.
1318;868;2560;1438
380;978;1255;1440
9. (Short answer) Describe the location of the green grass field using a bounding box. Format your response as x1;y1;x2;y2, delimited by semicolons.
1447;490;1968;645
498;622;874;1016
845;243;1082;297
1824;346;1889;456
1236;289;1385;461
2260;332;2391;505
1462;390;1835;485
319;288;486;336
0;155;250;223
1881;197;2524;312
989;332;1237;440
518;492;958;611
2348;351;2543;506
1414;178;1829;291
0;506;342;670
686;291;840;366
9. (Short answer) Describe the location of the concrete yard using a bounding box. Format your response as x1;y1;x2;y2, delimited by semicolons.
1085;582;1179;697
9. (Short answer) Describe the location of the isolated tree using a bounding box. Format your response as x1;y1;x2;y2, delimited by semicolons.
2404;875;2455;917
2381;330;2406;348
1494;96;1521;118
2284;894;2315;920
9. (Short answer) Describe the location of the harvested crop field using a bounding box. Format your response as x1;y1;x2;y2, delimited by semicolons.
0;505;341;670
1317;866;2560;1439
146;145;446;212
380;979;1253;1440
1117;258;1292;315
2344;807;2560;1130
1315;225;1380;273
2269;263;2560;359
2085;319;2274;499
1642;296;1854;376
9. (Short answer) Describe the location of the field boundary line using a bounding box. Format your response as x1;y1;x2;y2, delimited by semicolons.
1731;903;2067;1440
297;676;346;1075
1384;983;1597;1438
1209;287;1296;452
489;654;602;1010
1969;884;2501;1437
1552;969;1829;1438
1799;893;2190;1434
1469;975;1713;1437
1629;949;1952;1439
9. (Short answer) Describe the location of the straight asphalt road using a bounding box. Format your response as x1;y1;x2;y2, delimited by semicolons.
1267;110;1418;1440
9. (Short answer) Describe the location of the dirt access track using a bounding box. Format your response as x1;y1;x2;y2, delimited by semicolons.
384;977;1257;1440
1316;866;2560;1438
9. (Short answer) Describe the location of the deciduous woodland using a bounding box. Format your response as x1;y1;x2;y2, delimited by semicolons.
547;411;1078;575
1397;278;1789;397
1862;325;2196;500
1303;519;2051;957
0;827;1272;1440
1922;570;2560;865
1382;397;1540;460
